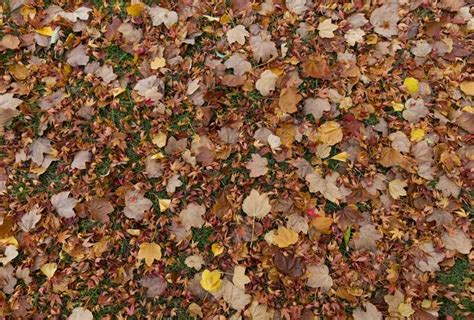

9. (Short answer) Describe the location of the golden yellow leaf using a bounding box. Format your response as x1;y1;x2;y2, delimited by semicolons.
20;5;36;20
391;101;404;112
269;226;299;248
9;64;29;80
403;77;419;94
150;57;166;70
159;199;170;212
127;3;145;17
310;216;333;234
200;269;222;293
220;14;231;25
138;242;162;266
410;128;425;142
211;243;224;256
35;26;54;37
41;263;57;279
317;121;343;146
460;81;474;96
0;236;18;247
329;152;348;162
152;132;167;147
397;302;415;317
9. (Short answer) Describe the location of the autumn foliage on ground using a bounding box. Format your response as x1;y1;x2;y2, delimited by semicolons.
0;0;473;319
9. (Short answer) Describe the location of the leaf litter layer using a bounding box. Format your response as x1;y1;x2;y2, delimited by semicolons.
0;0;473;319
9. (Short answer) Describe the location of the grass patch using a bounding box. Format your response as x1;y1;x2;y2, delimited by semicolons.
192;227;213;250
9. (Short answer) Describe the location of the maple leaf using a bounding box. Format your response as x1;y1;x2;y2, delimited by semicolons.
318;19;338;38
232;265;250;289
249;32;278;62
71;150;91;170
441;229;472;254
224;53;252;76
317;121;343;146
286;0;308;15
51;191;78;218
166;174;182;194
265;226;299;248
353;302;382;320
86;198;113;223
123;190;152;221
352;224;382;251
226;25;249;45
304;97;331;120
306;172;343;204
179;203;206;230
138;242;162;267
66;45;89;67
200;269;222;293
18;206;41;232
279;86;302;114
242;189;271;219
256;70;278;96
246;154;268;177
388;179;407;199
306;264;333;291
0;93;22;132
222;279;251;311
148;6;178;29
345;28;365;46
139;276;167;298
68;307;93;320
302;56;330;79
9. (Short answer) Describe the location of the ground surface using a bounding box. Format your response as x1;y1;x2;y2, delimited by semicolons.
0;0;473;319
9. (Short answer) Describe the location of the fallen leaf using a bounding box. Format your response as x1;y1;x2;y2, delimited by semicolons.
51;191;78;219
306;264;333;291
353;302;382;320
226;25;249;45
246;154;268;177
127;3;145;17
179;203;206;230
352;224;382;251
0;245;18;265
0;35;20;50
200;269;222;293
265;226;299;248
123;190;152;221
318;19;338;38
148;6;178;29
71;150;91;170
18;206;41;232
40;263;57;279
138;242;162;266
233;265;250;289
68;307;93;320
256;70;278;96
185;254;204;271
388;179;407;199
242;189;271;219
139;275;167;298
460;81;474;96
222;279;251;310
317;121;343;146
442;229;472;254
279;86;302;114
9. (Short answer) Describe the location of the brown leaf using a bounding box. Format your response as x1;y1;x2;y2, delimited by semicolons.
378;147;416;173
86;198;114;223
274;250;305;277
302;56;330;79
278;87;302;114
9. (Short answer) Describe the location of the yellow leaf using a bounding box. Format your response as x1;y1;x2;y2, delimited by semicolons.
151;152;164;159
138;242;162;267
366;34;378;44
111;87;126;97
211;243;224;256
461;105;473;113
388;179;407;200
0;236;18;247
329;152;348;162
270;226;299;248
310;216;333;234
397;302;415;317
127;3;145;17
220;14;231;25
317;121;343;146
41;263;58;279
200;269;222;293
152;132;167;147
20;5;36;20
9;64;29;80
126;229;141;235
35;26;54;37
159;199;170;212
460;81;474;96
403;77;419;94
410;128;425;142
150;57;166;70
391;101;404;112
